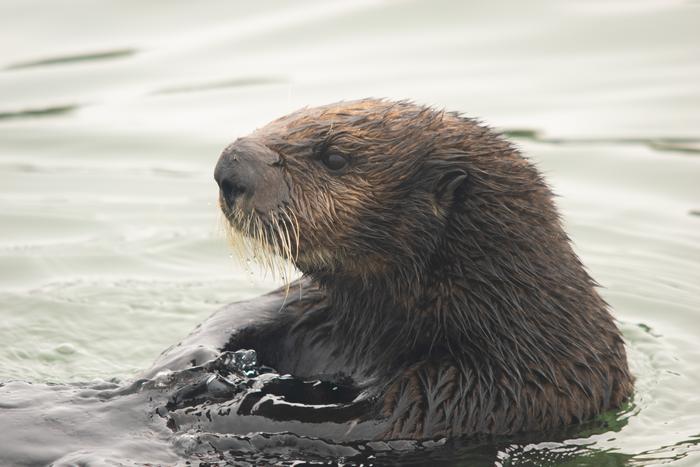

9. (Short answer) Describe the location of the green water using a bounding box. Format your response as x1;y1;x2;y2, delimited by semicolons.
0;0;698;464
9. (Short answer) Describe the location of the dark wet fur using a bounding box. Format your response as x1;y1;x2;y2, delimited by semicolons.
216;98;634;440
0;99;634;466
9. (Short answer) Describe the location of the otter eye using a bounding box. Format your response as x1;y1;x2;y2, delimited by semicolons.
322;153;348;172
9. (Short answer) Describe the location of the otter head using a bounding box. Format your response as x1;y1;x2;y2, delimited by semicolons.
214;99;479;292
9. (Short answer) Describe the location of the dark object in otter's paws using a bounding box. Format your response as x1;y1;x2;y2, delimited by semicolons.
213;98;633;440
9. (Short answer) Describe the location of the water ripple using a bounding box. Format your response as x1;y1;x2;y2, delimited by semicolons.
5;49;137;71
504;128;700;155
152;76;288;95
0;104;79;121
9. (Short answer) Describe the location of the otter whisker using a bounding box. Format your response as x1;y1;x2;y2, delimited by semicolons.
279;214;293;263
269;213;286;280
222;206;300;293
283;207;304;300
270;212;293;302
282;207;301;264
276;219;290;276
255;216;273;279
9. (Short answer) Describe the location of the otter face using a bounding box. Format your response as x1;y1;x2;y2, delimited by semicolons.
214;99;469;281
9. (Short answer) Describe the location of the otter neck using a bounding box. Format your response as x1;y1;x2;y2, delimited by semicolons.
310;209;613;379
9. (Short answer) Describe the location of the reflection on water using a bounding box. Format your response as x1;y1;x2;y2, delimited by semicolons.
5;48;137;71
153;76;289;95
0;0;698;464
0;104;79;121
504;129;700;155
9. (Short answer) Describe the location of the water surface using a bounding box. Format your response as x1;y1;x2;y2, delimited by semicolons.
0;0;699;465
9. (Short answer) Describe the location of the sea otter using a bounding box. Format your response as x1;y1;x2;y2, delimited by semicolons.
0;100;634;466
209;98;633;440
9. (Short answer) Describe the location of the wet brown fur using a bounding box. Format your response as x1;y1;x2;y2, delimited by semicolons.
217;98;633;439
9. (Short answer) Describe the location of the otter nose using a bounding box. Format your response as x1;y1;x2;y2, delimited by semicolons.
215;138;284;209
214;163;245;206
214;150;257;207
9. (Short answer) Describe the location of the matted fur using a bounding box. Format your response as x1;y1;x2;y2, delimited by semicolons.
217;98;633;439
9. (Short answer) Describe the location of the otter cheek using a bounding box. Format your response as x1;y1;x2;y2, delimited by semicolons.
249;168;290;214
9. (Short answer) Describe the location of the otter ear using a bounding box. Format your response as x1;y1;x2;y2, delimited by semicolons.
435;169;469;204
